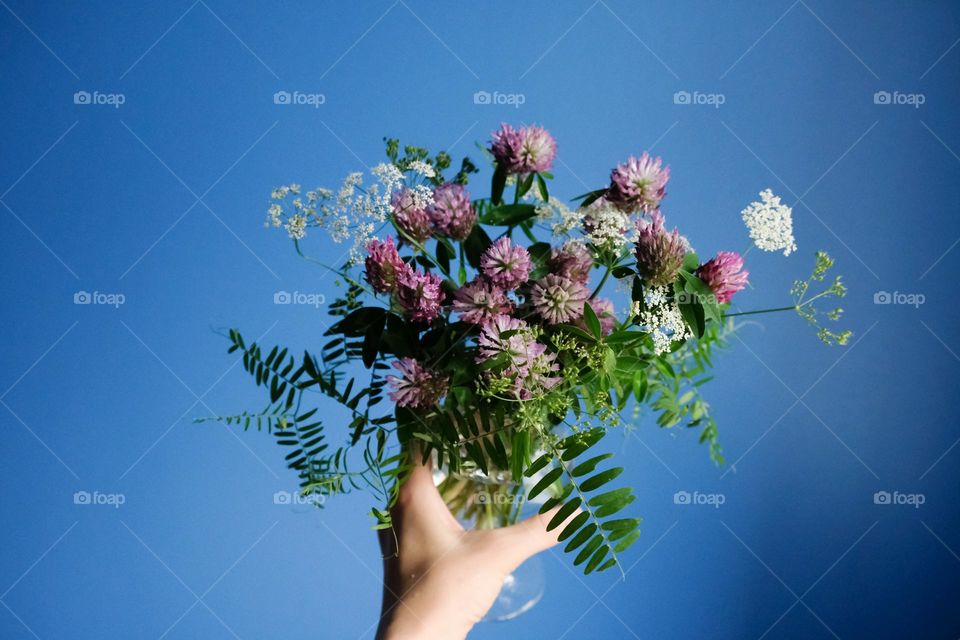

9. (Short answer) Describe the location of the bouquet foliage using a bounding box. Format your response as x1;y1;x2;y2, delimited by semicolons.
205;124;849;575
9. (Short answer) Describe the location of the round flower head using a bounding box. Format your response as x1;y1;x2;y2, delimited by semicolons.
741;189;797;256
480;237;532;290
490;123;557;174
396;268;444;323
577;297;615;335
387;358;448;408
548;240;592;285
476;315;560;399
391;187;433;242
634;211;687;287
607;153;670;213
364;236;410;294
582;197;635;252
452;278;513;324
529;274;589;324
696;251;749;304
477;314;529;363
428;183;476;241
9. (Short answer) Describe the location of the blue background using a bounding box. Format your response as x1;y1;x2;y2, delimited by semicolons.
1;1;959;638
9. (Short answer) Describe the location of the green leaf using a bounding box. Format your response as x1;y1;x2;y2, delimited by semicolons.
436;239;453;274
596;558;618;573
601;518;642;533
580;468;623;492
614;530;641;553
527;241;553;267
361;321;382;368
584;544;610;574
565;523;597;553
571;188;607;208
527;467;562;500
589;487;632;508
571;453;614;477
557;511;590;542
329;307;387;337
574;535;604;566
463;224;493;268
536;173;549;201
547;498;582;532
491;164;507;205
679;271;721;324
582;302;602;339
525;452;553;478
518;173;534;199
556;324;596;343
481;204;537;226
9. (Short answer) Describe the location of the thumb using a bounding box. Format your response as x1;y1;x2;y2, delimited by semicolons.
493;505;574;569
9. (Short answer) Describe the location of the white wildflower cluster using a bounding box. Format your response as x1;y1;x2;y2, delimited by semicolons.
584;200;636;252
522;189;583;237
408;184;435;209
267;163;434;264
633;285;691;355
406;160;436;179
741;189;796;256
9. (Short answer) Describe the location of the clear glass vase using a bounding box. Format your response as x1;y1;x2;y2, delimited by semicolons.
433;462;546;621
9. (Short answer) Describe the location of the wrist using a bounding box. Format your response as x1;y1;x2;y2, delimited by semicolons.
376;608;470;640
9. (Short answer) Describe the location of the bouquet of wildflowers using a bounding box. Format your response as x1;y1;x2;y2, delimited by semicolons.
209;124;849;575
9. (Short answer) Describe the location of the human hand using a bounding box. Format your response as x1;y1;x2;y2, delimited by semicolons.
375;456;566;640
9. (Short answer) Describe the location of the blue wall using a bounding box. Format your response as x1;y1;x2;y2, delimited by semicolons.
1;1;958;638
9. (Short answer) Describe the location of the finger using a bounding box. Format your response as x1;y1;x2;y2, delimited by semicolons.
399;444;437;496
494;505;577;568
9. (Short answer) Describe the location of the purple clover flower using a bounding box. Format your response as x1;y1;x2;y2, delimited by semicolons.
480;237;532;290
489;123;557;174
428;183;476;241
607;152;669;213
387;358;448;408
634;211;687;287
696;251;749;304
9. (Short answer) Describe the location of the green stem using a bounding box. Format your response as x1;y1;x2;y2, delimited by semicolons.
292;241;378;296
395;228;454;280
723;305;797;318
590;266;612;300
